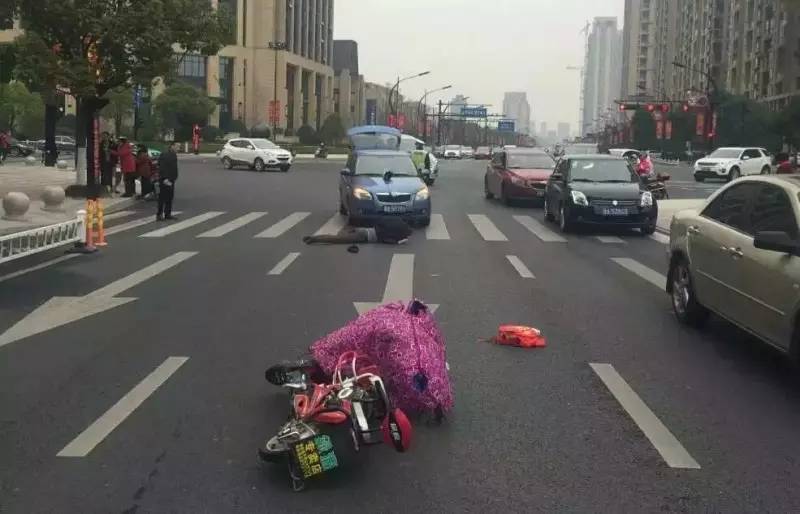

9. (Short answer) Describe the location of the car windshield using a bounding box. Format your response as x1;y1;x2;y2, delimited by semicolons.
569;160;636;182
446;145;460;150
507;154;553;169
252;139;278;149
350;133;400;150
355;155;418;176
708;149;741;159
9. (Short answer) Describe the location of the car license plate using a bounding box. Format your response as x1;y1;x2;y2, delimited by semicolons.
702;167;713;171
383;205;407;213
602;208;628;216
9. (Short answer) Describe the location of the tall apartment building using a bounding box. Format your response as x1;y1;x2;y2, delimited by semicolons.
582;17;622;135
333;40;365;128
724;0;800;110
621;0;679;101
502;92;531;135
672;0;729;101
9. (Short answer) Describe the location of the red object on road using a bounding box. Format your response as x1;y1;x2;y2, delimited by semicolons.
494;325;546;348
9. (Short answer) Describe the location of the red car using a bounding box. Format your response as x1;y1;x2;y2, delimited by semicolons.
775;152;797;174
484;148;555;205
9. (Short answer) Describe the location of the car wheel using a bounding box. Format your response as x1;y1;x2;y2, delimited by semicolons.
669;257;709;327
254;158;265;172
640;220;656;235
728;166;740;182
419;217;431;227
694;176;704;182
559;204;573;233
761;165;771;175
339;200;347;216
544;196;555;222
222;157;233;169
501;184;512;206
484;178;494;199
281;165;291;172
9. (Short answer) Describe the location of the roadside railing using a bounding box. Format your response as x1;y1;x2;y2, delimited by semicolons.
0;212;85;264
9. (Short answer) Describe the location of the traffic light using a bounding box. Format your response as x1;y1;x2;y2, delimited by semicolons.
618;103;639;111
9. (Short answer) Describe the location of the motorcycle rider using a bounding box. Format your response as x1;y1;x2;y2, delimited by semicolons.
636;151;654;178
315;141;328;158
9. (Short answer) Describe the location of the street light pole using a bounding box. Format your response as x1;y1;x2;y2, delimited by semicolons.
673;60;718;149
389;70;431;121
417;84;451;141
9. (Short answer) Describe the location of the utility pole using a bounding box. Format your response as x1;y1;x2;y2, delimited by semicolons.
268;42;287;135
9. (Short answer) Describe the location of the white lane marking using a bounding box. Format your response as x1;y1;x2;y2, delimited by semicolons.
92;251;197;297
104;211;182;236
140;212;225;238
0;255;79;284
255;212;310;238
103;210;136;221
382;254;414;301
590;363;701;469
57;357;189;457
597;236;626;244
313;214;347;236
196;212;267;238
611;257;667;289
649;232;670;245
513;215;566;242
467;214;508;241
425;214;450;240
268;252;300;275
506;255;535;279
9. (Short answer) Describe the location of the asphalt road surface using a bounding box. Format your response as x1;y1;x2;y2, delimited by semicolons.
2;157;800;513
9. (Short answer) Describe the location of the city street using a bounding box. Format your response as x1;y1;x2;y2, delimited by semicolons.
2;156;800;514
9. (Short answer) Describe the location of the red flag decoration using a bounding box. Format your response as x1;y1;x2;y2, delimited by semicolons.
387;114;397;128
397;114;406;130
268;100;281;124
665;120;673;139
696;112;705;136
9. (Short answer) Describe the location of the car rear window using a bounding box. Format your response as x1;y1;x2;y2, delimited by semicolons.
507;154;553;169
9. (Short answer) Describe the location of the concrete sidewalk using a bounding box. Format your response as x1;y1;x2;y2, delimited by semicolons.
656;199;704;234
0;163;136;236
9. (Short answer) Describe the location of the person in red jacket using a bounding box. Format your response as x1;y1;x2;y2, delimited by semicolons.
112;136;137;197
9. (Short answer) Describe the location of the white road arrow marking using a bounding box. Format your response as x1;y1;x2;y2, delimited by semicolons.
353;254;438;315
0;252;197;349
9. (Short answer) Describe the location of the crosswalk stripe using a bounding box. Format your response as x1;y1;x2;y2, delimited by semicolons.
139;212;225;238
513;215;566;242
103;210;136;221
425;214;450;240
57;357;189;458
255;212;310;238
597;236;626;244
467;214;508;241
104;212;181;236
314;214;347;236
196;212;267;238
649;232;670;244
506;255;535;278
268;252;301;275
611;257;667;289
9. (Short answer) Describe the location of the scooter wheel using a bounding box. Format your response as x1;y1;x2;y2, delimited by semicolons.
258;436;288;463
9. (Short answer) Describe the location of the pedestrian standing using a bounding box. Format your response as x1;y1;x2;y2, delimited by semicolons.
156;142;179;221
112;136;136;197
0;130;9;164
100;132;114;194
135;145;154;199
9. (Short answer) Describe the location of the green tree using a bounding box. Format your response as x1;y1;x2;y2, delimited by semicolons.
100;87;133;137
772;97;800;151
318;113;346;144
10;0;230;179
632;109;656;150
153;82;216;141
0;81;43;134
296;125;319;145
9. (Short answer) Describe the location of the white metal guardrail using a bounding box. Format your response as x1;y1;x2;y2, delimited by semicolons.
0;212;85;264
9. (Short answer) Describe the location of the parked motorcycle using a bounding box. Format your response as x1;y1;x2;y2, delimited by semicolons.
259;352;412;491
646;172;670;200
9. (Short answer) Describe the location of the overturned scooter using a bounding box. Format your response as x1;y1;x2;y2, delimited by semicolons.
259;352;412;491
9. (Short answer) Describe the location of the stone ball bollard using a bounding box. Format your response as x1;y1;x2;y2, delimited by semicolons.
25;156;37;166
2;192;31;220
56;160;69;170
41;186;66;212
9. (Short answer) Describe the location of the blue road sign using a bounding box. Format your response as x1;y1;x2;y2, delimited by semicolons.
498;120;515;132
461;107;487;118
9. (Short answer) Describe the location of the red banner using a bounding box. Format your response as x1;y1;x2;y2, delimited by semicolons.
397;113;406;130
268;100;281;124
696;113;705;137
387;114;396;128
93;116;100;183
665;120;673;140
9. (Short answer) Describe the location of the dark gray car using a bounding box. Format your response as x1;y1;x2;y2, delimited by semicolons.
339;150;432;227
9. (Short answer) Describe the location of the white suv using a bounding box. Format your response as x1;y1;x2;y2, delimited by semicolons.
694;147;772;182
219;138;293;172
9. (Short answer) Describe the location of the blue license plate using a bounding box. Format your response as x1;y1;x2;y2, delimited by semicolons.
383;205;407;213
602;208;628;216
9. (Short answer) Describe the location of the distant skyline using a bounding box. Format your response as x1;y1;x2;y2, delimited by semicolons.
334;0;625;129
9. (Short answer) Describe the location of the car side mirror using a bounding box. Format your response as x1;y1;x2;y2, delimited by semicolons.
550;172;563;181
754;231;799;255
340;168;352;176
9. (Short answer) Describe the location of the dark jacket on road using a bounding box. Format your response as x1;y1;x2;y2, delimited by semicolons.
158;150;179;181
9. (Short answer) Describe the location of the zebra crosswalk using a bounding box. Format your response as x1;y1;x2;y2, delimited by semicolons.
103;209;673;246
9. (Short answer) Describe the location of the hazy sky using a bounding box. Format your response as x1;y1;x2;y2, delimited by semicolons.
335;0;624;133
